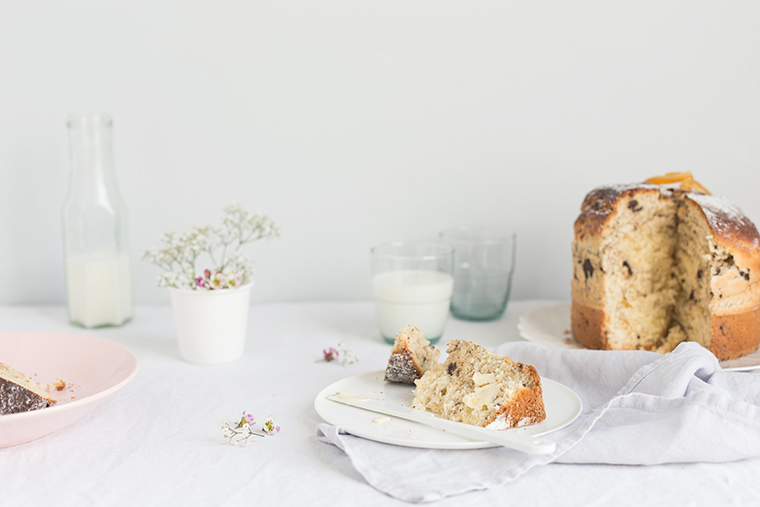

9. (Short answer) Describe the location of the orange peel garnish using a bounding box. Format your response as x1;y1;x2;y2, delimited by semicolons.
644;172;710;195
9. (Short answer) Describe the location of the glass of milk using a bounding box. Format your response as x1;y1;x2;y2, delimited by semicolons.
439;227;516;321
371;242;454;344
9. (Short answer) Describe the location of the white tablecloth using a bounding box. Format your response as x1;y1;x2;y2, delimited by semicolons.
1;301;759;506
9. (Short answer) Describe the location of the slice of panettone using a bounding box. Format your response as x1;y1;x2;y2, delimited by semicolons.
384;325;441;384
0;362;57;415
412;340;546;429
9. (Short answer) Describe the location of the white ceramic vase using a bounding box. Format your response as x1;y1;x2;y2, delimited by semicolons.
168;283;253;364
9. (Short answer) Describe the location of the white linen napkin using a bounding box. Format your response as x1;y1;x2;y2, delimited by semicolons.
316;341;760;503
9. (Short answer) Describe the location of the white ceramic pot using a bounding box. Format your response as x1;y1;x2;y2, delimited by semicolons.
168;283;253;364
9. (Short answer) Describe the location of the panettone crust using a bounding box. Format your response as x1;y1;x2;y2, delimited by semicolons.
574;184;668;241
384;325;441;384
571;300;607;350
685;194;760;264
710;306;760;360
484;364;546;429
385;349;424;384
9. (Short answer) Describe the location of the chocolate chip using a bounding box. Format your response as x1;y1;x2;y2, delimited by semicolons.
627;200;643;212
447;362;456;375
623;261;632;276
689;290;694;301
583;259;594;280
697;269;703;279
746;273;751;281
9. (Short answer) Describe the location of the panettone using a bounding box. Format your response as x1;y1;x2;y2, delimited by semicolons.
411;340;546;429
572;179;760;360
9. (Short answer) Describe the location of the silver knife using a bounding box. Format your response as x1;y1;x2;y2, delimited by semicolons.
327;392;556;454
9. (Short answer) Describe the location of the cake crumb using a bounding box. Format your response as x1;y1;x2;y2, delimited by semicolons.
563;337;585;349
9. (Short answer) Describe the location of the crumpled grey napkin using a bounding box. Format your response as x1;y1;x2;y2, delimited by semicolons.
316;342;760;503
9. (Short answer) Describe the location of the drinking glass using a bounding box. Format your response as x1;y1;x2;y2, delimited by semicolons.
371;242;454;344
439;228;516;321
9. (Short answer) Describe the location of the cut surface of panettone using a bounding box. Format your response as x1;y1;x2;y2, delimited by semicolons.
572;180;760;360
0;362;57;415
384;325;441;384
411;340;546;429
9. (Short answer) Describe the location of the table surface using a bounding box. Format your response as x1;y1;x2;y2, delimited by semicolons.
1;300;759;507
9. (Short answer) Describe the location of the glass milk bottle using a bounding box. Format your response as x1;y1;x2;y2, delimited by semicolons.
62;114;133;328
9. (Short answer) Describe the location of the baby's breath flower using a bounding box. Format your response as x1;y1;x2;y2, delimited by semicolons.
317;342;358;366
221;411;281;447
336;342;358;366
143;203;278;290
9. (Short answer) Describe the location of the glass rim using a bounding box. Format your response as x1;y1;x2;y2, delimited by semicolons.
371;241;454;260
67;113;114;128
439;227;516;245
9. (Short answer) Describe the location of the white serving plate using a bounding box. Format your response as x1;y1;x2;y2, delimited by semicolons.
314;370;582;450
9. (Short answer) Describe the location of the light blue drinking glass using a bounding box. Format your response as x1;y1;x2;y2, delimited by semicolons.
439;228;516;321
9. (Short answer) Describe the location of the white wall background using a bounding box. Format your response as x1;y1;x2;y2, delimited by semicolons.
1;1;759;305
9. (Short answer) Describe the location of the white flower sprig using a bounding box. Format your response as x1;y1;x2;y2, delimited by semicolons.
318;341;358;366
142;203;279;290
221;411;281;447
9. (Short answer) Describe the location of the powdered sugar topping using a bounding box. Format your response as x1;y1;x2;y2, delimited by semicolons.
687;193;760;249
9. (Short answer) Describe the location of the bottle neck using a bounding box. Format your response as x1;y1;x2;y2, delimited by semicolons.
66;114;122;206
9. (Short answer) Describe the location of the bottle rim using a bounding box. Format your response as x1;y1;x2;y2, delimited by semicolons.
67;113;114;128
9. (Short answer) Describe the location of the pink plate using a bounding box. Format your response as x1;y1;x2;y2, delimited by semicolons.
0;332;139;448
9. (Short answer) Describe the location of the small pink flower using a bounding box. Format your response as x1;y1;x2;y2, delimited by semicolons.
242;412;256;425
195;276;206;288
235;411;256;430
263;416;280;436
323;347;339;362
210;272;227;290
204;269;212;278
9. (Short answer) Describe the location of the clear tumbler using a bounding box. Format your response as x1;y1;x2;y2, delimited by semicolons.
439;228;516;321
371;242;454;344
